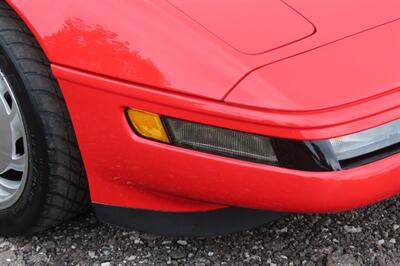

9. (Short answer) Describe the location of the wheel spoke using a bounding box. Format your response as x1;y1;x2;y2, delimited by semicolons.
0;150;11;173
9;154;25;172
10;107;23;142
0;178;19;195
0;75;7;95
8;103;18;123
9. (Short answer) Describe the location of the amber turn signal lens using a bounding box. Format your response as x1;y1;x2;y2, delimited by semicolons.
126;108;170;143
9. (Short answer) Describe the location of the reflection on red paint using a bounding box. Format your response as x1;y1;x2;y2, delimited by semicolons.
44;18;168;87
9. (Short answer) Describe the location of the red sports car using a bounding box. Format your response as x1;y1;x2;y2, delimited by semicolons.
0;0;399;236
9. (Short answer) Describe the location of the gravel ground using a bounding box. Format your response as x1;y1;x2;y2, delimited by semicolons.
1;196;400;266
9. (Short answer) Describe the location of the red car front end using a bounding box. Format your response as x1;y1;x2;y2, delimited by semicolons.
7;0;400;235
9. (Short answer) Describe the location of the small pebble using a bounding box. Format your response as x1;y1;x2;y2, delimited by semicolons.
177;240;188;246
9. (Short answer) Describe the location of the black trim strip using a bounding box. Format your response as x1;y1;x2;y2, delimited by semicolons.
94;204;286;237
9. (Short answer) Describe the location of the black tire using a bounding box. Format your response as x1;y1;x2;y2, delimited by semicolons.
0;2;89;235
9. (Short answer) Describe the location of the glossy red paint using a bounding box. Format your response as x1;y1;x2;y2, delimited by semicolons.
7;0;400;100
226;20;400;112
6;0;400;213
52;66;400;212
168;0;316;54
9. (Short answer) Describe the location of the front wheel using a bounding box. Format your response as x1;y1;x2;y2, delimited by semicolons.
0;2;89;235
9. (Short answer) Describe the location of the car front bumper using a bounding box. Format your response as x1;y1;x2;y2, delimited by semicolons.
53;64;400;215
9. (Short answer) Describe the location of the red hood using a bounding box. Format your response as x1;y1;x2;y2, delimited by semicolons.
168;0;315;55
222;0;400;112
225;19;400;112
8;0;400;109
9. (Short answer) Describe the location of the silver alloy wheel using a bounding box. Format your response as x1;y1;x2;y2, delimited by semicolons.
0;70;28;209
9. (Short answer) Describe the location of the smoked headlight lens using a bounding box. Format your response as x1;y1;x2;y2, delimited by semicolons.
163;117;278;164
330;119;400;161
